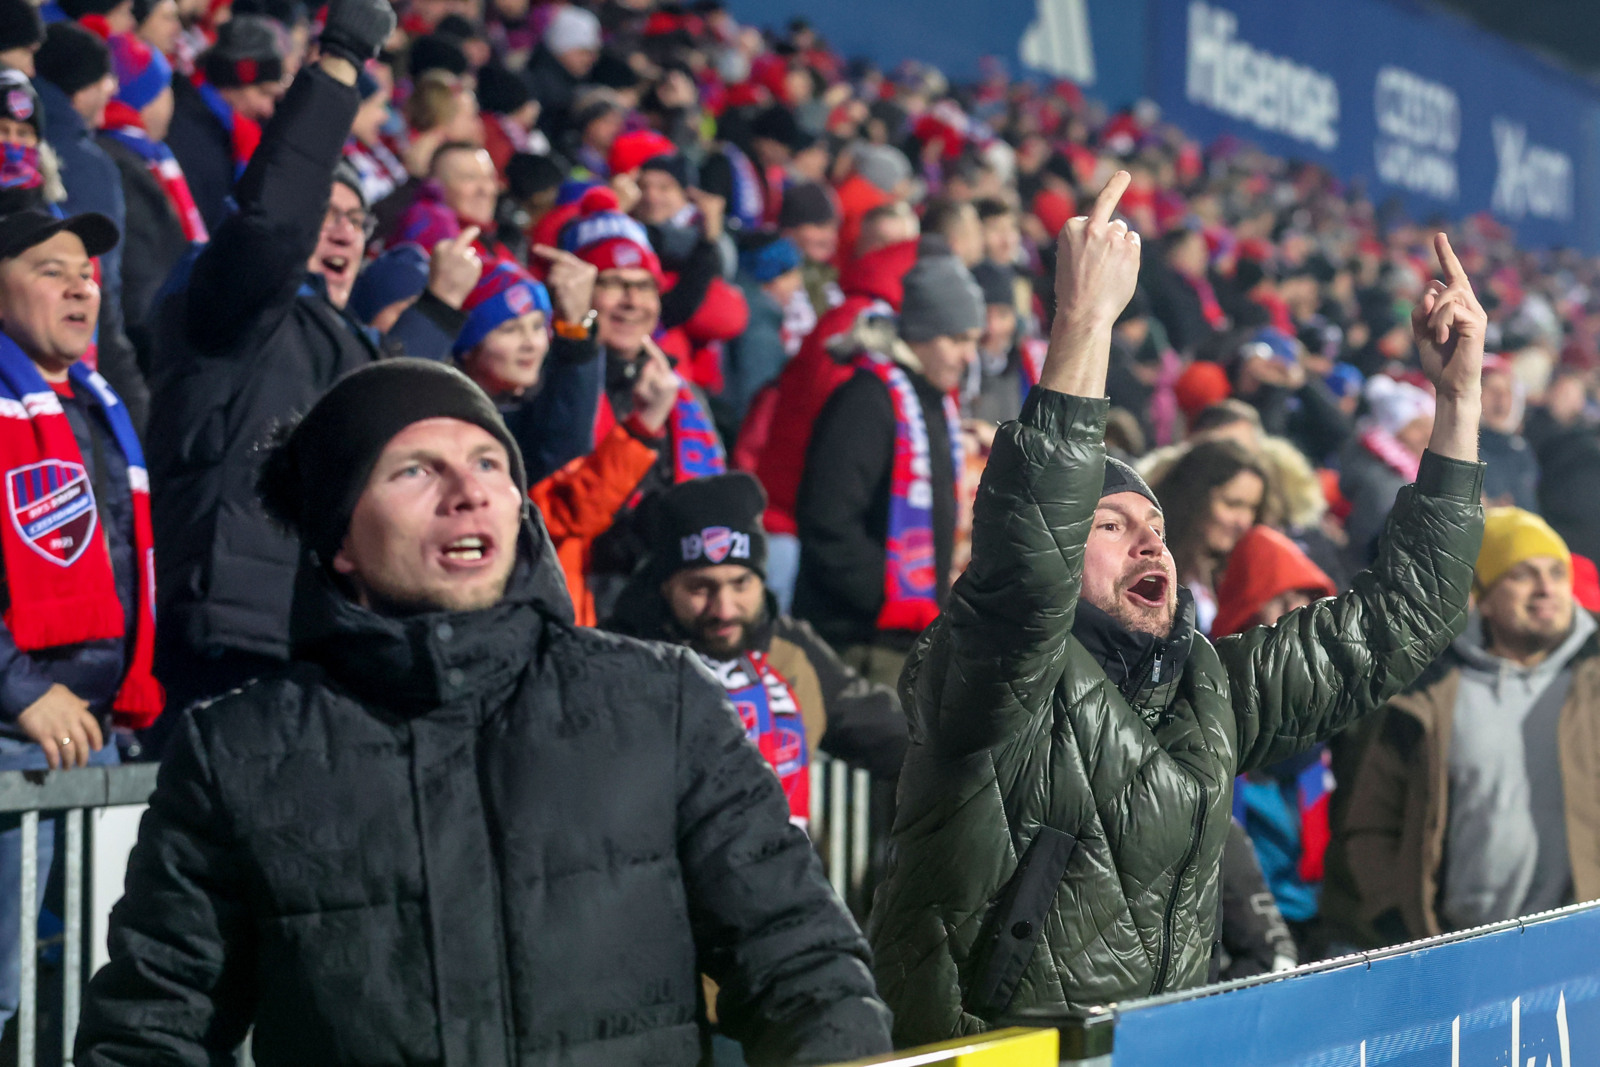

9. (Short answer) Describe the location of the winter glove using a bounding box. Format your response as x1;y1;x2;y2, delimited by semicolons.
318;0;396;67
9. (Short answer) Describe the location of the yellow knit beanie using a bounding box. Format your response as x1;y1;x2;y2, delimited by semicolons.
1475;507;1570;592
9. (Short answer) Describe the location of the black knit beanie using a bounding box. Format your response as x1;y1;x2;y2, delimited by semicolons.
476;63;529;115
199;15;284;88
506;151;565;202
409;33;468;78
0;0;43;54
639;152;697;192
34;22;110;97
0;67;40;139
1101;456;1160;509
777;181;835;228
257;360;528;565
645;473;768;583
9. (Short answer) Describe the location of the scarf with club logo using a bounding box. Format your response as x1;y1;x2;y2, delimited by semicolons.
702;651;809;827
0;335;162;726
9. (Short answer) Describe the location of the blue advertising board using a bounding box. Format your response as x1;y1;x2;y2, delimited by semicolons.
1147;0;1600;252
1110;905;1600;1066
728;0;1600;251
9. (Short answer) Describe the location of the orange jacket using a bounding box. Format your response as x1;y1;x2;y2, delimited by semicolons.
530;423;658;627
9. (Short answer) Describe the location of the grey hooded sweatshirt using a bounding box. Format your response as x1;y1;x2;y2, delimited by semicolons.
1442;607;1598;929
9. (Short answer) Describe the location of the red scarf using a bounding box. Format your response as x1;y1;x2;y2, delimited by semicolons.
855;353;961;634
1187;272;1229;331
703;651;809;826
0;338;162;727
101;101;209;244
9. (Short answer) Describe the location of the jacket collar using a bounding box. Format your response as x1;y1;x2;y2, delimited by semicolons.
289;513;575;717
36;79;88;143
1072;588;1197;719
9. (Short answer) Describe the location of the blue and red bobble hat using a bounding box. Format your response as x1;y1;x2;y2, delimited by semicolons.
108;32;170;111
452;263;553;356
558;186;664;283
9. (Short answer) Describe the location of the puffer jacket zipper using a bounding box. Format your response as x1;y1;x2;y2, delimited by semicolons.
1151;783;1208;994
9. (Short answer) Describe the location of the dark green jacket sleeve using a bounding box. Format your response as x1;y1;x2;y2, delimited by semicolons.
909;389;1108;756
1218;452;1484;774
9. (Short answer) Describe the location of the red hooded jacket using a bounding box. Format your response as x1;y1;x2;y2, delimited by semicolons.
753;238;919;535
1213;525;1338;639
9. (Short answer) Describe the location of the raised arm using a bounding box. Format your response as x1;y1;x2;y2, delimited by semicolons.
1221;234;1485;771
182;59;360;353
182;0;394;352
907;173;1142;755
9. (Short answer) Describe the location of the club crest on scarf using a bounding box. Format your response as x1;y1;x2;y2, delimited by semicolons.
706;652;810;826
7;459;98;566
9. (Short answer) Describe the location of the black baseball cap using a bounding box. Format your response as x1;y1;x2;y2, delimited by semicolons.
0;210;119;262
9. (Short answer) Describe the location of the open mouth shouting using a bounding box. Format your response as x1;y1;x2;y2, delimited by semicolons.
1125;571;1170;609
320;253;354;279
439;533;497;570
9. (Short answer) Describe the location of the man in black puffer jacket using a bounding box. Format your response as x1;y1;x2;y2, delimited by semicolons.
146;1;487;728
76;360;893;1066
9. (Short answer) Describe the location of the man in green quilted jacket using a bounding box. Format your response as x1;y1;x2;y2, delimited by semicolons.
867;172;1488;1045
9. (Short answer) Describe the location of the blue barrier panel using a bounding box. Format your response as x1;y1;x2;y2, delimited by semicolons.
724;1;1148;113
1109;905;1600;1066
1148;0;1600;252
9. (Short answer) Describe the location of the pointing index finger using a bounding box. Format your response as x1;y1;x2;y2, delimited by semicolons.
1434;232;1465;286
530;243;566;262
1091;170;1132;227
456;225;481;249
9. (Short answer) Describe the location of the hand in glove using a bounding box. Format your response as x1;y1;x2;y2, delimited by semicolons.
319;0;396;67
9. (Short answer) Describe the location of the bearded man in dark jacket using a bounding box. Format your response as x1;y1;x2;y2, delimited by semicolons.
867;173;1488;1043
76;360;894;1066
145;2;489;727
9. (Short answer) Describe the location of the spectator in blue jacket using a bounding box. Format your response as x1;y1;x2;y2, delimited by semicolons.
724;232;802;419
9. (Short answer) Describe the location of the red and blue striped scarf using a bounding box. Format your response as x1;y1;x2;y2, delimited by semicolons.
855;352;962;634
102;101;209;244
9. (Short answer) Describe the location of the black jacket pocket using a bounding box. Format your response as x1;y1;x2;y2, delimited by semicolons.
964;826;1078;1018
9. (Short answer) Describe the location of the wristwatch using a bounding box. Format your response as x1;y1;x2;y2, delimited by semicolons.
553;308;599;340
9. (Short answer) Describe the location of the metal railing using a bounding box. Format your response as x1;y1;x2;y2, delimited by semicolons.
809;754;884;917
0;764;157;1067
0;757;883;1065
